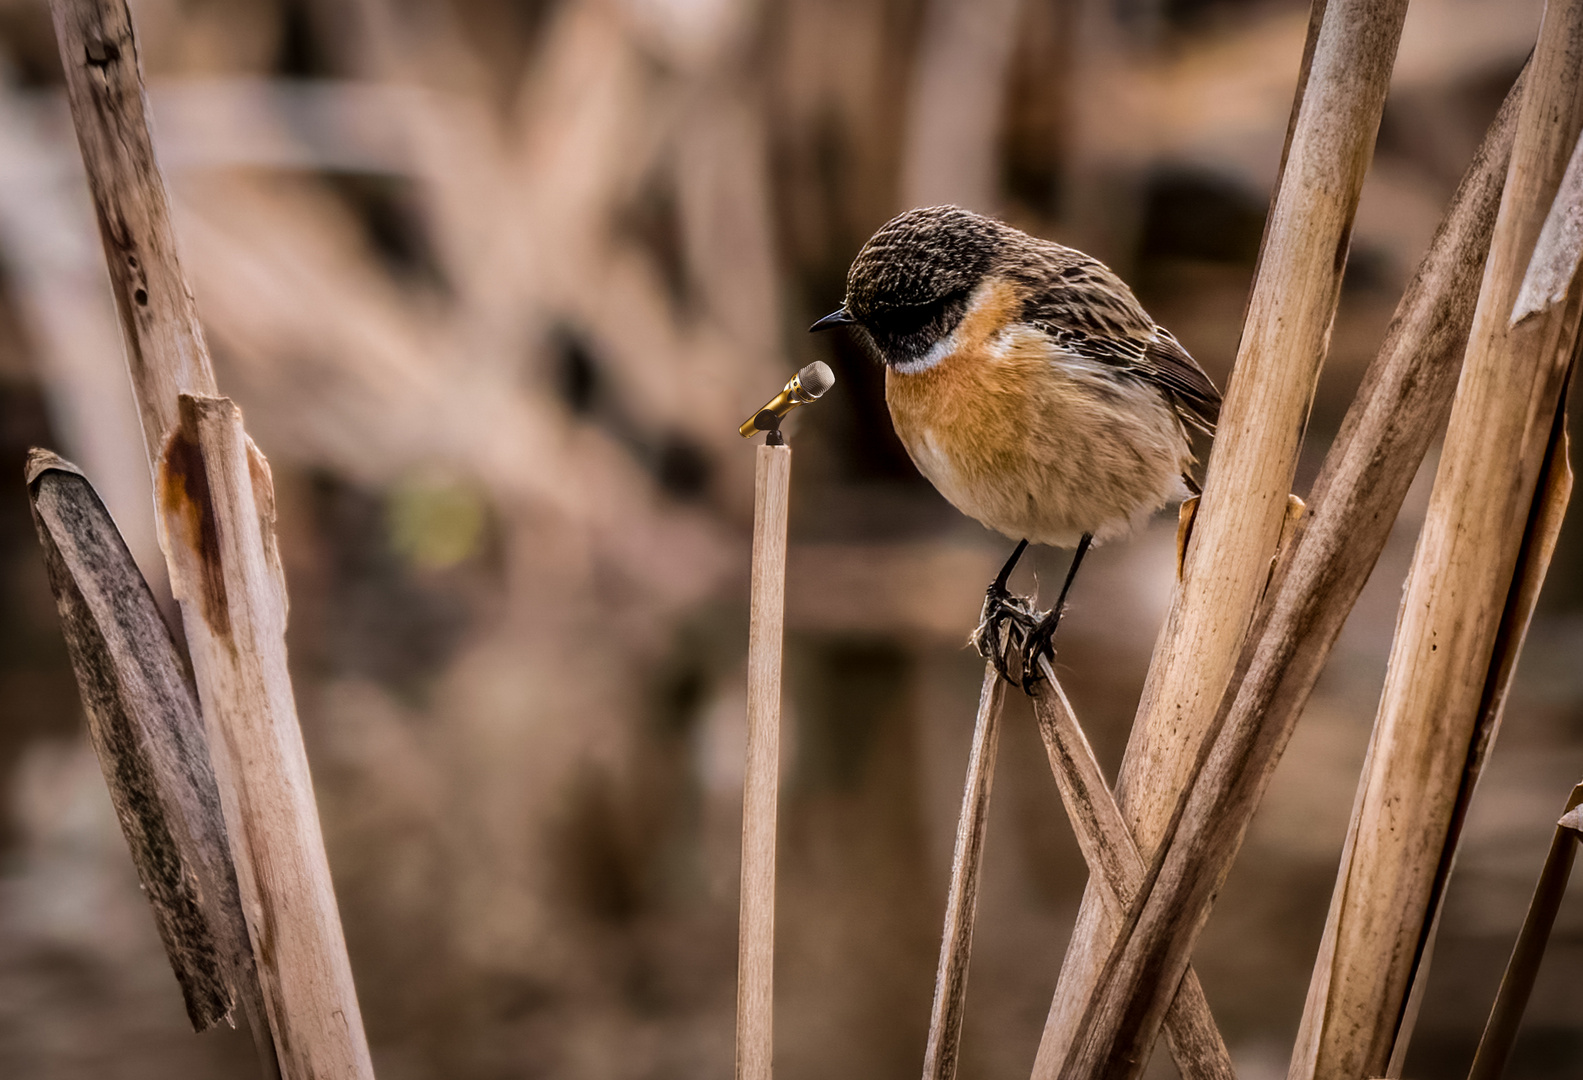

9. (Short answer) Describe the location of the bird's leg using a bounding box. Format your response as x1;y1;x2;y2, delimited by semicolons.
991;538;1029;596
973;539;1040;683
1019;533;1092;691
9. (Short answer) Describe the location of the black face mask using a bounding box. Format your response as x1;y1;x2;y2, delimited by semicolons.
861;292;970;368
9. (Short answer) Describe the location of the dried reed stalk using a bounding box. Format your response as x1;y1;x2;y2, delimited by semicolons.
1384;384;1573;1076
1034;1;1410;1073
922;664;1007;1080
1027;663;1231;1080
1047;57;1527;1078
26;451;276;1077
48;0;215;459
1468;780;1583;1080
926;665;1235;1080
163;394;376;1079
738;441;791;1080
48;0;374;1074
1289;5;1583;1071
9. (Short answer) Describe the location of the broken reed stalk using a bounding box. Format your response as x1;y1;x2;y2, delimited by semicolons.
1291;6;1583;1073
165;395;377;1079
26;451;277;1078
922;664;1007;1080
1468;781;1583;1080
48;0;374;1075
738;440;790;1080
1034;0;1411;1074
1027;662;1232;1080
1053;58;1531;1079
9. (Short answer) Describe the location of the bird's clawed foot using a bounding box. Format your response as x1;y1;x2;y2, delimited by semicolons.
974;534;1090;693
973;583;1044;686
1017;609;1063;693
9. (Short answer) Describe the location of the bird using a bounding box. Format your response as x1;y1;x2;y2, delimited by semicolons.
810;205;1220;690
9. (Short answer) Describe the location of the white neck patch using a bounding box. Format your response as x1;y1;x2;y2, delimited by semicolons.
887;278;1010;375
890;333;956;375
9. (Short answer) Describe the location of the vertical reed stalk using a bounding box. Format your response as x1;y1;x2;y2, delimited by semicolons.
1384;384;1574;1077
1035;1;1409;1074
1042;56;1528;1079
1289;5;1583;1072
738;441;790;1080
47;0;374;1074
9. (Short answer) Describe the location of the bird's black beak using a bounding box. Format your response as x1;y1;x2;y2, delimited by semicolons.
809;305;856;333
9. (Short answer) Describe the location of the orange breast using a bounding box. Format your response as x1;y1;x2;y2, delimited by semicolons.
885;278;1044;503
885;277;1191;546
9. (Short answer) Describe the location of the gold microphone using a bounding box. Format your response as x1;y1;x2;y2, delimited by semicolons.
739;362;836;438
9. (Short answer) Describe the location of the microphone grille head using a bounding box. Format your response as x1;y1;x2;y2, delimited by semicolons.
798;361;836;398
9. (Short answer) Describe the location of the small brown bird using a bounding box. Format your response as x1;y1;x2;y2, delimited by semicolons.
811;205;1220;688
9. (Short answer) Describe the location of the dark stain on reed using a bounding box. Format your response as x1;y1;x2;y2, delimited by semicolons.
159;403;230;639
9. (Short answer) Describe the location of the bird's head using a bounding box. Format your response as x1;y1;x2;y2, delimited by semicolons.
811;205;1005;369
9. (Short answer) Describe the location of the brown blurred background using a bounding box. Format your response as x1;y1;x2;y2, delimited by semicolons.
0;0;1571;1076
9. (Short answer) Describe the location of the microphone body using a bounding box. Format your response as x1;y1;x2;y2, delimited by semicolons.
740;362;836;438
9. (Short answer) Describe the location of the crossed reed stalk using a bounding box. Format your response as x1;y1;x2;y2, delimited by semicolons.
920;2;1583;1080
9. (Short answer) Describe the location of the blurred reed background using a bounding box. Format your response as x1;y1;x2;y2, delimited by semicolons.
0;0;1568;1076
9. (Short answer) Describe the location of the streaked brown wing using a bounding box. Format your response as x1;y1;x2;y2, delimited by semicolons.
1141;328;1221;434
1013;247;1222;434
